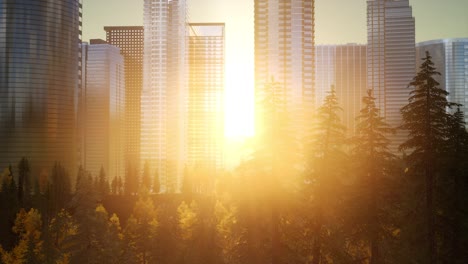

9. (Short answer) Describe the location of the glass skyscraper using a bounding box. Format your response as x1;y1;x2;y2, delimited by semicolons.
188;23;225;177
254;0;315;136
105;26;144;175
81;40;126;180
0;0;82;174
316;44;368;135
416;38;468;123
367;0;415;150
143;0;188;193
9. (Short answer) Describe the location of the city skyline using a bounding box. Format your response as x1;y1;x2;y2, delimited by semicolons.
83;0;468;137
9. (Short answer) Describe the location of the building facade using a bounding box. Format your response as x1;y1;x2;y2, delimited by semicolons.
254;0;315;137
143;0;188;192
416;38;468;122
105;26;144;175
0;0;82;174
316;44;368;135
81;40;126;180
367;0;415;148
188;23;225;176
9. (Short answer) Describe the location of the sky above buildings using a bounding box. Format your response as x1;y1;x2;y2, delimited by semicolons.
83;0;468;137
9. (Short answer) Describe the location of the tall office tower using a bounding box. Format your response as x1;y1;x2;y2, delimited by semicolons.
0;0;81;175
188;23;225;176
417;38;468;123
254;0;315;137
104;26;144;174
315;45;336;106
143;0;187;192
81;40;126;180
367;0;415;149
315;44;367;135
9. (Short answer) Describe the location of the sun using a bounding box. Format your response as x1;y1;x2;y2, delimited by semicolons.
224;62;255;139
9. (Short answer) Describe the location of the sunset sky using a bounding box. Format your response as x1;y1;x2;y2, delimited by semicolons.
83;0;468;137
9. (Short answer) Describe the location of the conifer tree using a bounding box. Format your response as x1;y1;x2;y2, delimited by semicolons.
310;87;347;264
350;90;395;264
142;161;152;191
98;166;110;197
17;157;30;207
400;51;454;264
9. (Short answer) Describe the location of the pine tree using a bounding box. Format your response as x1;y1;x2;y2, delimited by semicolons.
153;171;160;195
142;161;152;191
49;162;72;218
350;90;395;264
400;51;454;264
310;87;347;264
17;157;30;207
98;166;110;197
441;106;468;263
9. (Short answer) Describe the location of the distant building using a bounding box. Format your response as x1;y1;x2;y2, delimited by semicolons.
143;0;188;192
316;44;367;135
81;41;126;180
0;0;82;175
367;0;416;149
188;23;225;175
254;0;315;137
417;38;468;122
104;26;144;174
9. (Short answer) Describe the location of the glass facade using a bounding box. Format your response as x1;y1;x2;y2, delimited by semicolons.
367;0;415;150
81;42;126;180
316;44;367;135
417;39;468;123
254;0;315;137
143;0;188;192
105;26;144;174
0;0;81;174
188;23;225;176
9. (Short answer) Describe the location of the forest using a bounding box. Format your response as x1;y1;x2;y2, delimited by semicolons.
1;53;467;264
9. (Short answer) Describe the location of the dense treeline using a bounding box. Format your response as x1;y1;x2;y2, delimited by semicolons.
1;53;468;264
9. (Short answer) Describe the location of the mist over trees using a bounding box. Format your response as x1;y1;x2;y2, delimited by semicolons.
1;52;468;264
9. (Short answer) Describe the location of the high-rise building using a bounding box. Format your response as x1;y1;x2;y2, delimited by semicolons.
367;0;415;148
143;0;188;192
254;0;315;136
81;40;126;180
315;45;336;106
316;44;368;135
416;38;468;123
104;26;144;174
0;0;82;174
188;23;225;175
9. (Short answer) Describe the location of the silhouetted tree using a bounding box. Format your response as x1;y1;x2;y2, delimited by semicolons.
17;157;30;207
309;87;347;264
400;51;454;264
98;166;110;197
349;90;396;264
142;161;152;191
49;162;72;218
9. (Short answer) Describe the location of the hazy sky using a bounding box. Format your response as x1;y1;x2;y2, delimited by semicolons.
82;0;468;136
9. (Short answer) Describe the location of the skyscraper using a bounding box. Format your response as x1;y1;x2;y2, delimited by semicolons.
316;44;368;135
254;0;315;136
367;0;415;148
188;23;225;176
416;38;468;123
81;40;126;180
105;26;144;175
143;0;188;192
0;0;82;174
